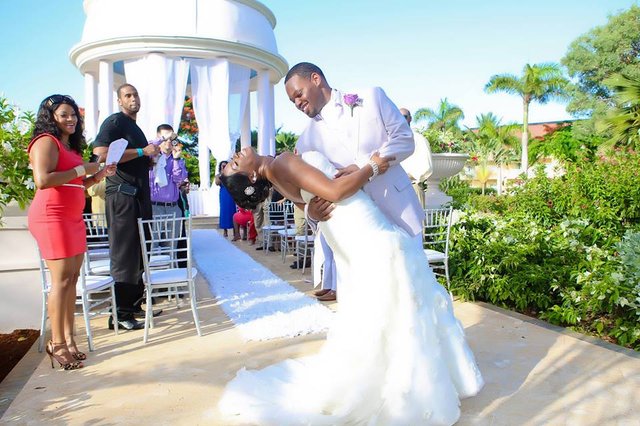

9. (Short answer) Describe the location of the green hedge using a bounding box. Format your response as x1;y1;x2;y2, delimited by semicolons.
449;149;640;350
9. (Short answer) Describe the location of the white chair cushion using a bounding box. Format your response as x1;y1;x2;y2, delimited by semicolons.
424;249;446;262
89;258;111;275
88;248;110;259
149;254;172;268
277;228;297;237
262;225;285;231
79;275;115;295
144;267;198;285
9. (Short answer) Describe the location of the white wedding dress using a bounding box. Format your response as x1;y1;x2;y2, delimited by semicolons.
218;152;484;425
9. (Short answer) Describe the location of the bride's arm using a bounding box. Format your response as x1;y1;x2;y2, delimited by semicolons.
276;154;391;203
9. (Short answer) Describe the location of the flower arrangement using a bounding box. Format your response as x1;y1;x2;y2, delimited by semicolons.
343;93;363;117
421;128;467;154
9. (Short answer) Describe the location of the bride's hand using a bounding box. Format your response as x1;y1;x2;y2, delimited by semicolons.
370;152;395;175
335;165;359;178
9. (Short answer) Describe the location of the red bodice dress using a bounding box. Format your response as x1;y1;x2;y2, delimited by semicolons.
28;133;87;259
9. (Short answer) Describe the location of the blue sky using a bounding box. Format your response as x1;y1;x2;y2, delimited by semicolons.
1;0;637;134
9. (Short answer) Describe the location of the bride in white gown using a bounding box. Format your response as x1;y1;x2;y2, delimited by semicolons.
218;148;484;425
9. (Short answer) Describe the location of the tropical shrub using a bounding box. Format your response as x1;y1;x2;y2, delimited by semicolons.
529;125;601;164
449;149;640;350
0;98;35;219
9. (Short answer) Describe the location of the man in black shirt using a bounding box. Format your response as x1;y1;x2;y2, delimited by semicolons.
93;83;160;330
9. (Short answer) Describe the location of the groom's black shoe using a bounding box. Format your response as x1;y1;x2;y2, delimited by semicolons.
108;314;144;330
289;259;311;269
133;308;163;319
290;258;312;269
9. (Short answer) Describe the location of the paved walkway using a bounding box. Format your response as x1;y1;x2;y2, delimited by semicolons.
1;228;639;425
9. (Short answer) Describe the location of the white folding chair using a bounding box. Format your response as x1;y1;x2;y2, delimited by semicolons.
137;216;201;343
37;250;118;353
148;213;177;270
83;213;112;276
277;201;297;262
83;213;109;261
85;213;175;276
423;206;454;292
261;201;287;252
294;221;315;274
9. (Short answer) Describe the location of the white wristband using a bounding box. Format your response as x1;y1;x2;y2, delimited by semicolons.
368;159;379;181
73;165;86;177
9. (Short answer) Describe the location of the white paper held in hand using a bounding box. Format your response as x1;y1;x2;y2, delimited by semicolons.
106;138;128;165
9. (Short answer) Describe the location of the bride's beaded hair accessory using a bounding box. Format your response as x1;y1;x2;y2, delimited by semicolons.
244;186;255;196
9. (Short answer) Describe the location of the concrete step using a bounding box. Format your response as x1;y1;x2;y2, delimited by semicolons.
191;215;218;229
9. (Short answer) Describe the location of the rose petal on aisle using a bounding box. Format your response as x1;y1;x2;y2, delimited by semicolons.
192;229;333;341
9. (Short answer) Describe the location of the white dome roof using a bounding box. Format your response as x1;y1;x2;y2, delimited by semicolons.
70;0;287;82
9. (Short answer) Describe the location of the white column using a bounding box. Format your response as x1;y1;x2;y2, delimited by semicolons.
257;70;275;156
240;93;251;148
98;61;114;128
83;72;99;142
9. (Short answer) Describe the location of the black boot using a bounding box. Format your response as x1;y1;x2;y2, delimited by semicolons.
133;308;163;319
109;314;144;330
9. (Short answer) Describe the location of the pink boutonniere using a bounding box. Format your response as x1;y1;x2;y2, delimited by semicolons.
343;93;363;117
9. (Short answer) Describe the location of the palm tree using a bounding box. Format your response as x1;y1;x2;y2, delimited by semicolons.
414;98;465;133
465;113;519;194
485;63;568;171
599;74;640;150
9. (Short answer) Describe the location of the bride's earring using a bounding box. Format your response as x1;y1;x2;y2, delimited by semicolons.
251;171;258;183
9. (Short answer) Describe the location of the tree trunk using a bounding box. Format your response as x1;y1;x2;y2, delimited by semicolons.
497;165;503;195
521;99;529;172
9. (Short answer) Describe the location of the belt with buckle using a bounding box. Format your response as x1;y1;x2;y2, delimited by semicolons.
152;201;177;207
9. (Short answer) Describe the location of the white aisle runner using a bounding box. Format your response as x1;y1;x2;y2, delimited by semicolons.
192;229;333;341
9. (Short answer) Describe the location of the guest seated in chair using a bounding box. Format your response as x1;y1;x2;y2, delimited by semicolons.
232;206;257;244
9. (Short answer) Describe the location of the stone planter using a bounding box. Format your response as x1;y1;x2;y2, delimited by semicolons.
0;202;41;332
424;153;469;208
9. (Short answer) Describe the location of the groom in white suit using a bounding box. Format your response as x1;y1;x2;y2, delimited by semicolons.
285;62;424;300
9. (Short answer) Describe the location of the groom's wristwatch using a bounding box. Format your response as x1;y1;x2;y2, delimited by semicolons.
368;159;379;180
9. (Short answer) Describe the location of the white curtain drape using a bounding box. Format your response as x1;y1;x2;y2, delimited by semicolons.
123;53;189;139
228;63;251;151
189;59;250;188
189;58;224;189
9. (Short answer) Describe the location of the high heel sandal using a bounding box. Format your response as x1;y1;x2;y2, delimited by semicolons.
67;341;87;361
45;341;83;370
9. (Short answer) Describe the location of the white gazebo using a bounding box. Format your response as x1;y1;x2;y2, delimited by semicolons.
69;0;288;215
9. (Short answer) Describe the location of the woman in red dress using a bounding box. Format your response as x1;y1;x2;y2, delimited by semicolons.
28;95;116;370
232;207;257;244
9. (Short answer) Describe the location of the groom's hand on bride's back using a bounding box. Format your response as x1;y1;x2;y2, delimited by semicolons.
308;197;335;222
334;165;359;178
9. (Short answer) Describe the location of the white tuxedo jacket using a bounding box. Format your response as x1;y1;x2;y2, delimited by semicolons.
296;87;424;237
